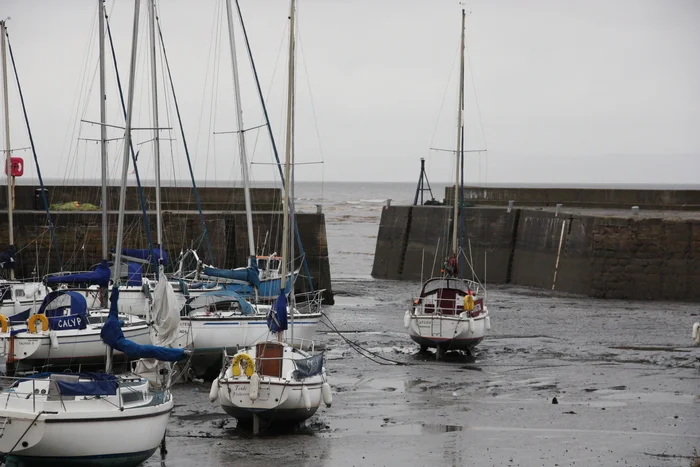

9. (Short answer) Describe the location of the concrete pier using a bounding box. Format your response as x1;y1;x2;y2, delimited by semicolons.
1;185;334;304
372;187;700;301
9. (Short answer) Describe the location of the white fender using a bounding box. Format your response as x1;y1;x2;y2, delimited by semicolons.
322;382;332;407
49;330;59;350
468;317;475;335
693;323;700;345
301;385;311;410
485;316;491;331
208;378;220;402
403;310;411;329
13;300;21;316
249;373;260;401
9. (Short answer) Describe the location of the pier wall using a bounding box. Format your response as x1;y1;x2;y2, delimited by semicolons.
1;186;333;304
372;204;700;301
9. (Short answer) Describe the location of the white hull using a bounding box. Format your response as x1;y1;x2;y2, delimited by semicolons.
405;308;489;351
1;318;150;363
215;341;330;425
174;312;321;354
0;377;172;465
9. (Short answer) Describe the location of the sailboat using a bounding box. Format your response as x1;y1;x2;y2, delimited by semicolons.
0;4;186;464
42;0;221;318
0;20;51;322
403;9;491;360
212;0;331;431
693;322;699;345
0;6;152;374
173;0;321;375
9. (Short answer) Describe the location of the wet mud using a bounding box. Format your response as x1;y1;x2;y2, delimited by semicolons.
148;280;700;466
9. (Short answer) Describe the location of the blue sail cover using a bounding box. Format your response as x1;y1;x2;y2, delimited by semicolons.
267;292;288;333
22;372;118;396
45;260;111;288
126;262;143;286
203;256;260;288
0;245;16;269
100;286;185;362
118;246;168;266
195;290;255;315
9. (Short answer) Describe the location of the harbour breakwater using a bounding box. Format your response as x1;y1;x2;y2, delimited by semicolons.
0;185;334;304
372;187;700;301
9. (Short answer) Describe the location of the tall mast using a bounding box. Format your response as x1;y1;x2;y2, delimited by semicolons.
1;21;14;280
148;0;162;259
225;0;256;260
452;9;465;257
98;1;108;262
280;0;295;297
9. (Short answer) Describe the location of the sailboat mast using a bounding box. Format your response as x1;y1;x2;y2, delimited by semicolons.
148;0;163;259
1;21;15;280
280;0;295;294
114;0;141;283
451;9;465;257
225;0;256;259
98;1;108;262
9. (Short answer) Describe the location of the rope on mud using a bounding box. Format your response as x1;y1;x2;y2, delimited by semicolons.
320;312;407;366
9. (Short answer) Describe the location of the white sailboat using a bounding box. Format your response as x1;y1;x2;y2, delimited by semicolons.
174;0;321;375
0;3;186;465
0;19;51;322
213;0;331;431
693;322;699;346
404;9;491;360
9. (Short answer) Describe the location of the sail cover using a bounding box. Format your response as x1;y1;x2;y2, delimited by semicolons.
150;267;180;347
118;246;168;266
101;286;185;362
45;260;111;287
203;256;260;288
186;290;254;316
0;245;15;269
267;292;288;333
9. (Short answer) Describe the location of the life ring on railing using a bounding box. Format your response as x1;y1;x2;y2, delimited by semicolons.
28;314;49;333
0;314;8;333
231;353;255;377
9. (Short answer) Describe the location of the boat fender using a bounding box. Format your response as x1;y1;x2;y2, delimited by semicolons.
0;314;8;333
404;310;411;329
301;385;311;410
28;314;49;333
468;317;475;334
485;316;491;331
209;379;220;402
13;300;22;316
693;323;700;345
249;373;260;401
322;382;332;407
232;353;255;377
49;330;59;350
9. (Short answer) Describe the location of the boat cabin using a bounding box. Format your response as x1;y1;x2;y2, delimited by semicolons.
415;277;482;316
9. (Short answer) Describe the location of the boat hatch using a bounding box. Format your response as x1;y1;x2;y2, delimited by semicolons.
121;391;145;404
256;342;283;378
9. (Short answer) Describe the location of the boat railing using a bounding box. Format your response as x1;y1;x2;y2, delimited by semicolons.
294;289;325;314
412;295;484;316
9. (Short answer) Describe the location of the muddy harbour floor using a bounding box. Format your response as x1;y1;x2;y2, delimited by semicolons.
152;280;699;467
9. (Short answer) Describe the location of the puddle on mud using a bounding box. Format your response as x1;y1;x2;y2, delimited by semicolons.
327;418;465;436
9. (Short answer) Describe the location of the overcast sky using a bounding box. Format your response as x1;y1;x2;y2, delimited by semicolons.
1;0;698;186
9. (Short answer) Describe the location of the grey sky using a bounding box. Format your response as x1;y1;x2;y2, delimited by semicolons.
1;0;699;186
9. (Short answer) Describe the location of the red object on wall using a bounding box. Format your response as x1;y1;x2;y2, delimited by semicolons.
4;157;24;177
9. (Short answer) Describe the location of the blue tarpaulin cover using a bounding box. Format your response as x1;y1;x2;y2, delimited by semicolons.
203;256;260;288
119;246;168;266
45;260;111;288
100;286;185;362
38;290;88;317
267;292;288;333
293;352;324;378
56;373;119;396
0;245;16;269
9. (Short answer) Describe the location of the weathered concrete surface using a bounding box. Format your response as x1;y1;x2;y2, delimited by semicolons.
1;209;334;304
153;279;700;467
372;203;700;301
456;185;700;210
4;185;283;211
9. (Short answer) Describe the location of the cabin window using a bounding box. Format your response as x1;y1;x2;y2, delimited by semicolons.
268;260;280;271
121;391;144;404
15;290;24;298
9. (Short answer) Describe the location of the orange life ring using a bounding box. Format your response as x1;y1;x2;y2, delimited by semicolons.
28;314;49;333
0;314;8;333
